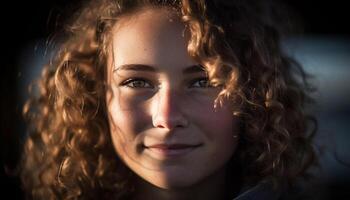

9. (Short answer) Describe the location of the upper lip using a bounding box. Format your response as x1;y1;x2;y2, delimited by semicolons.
145;143;202;149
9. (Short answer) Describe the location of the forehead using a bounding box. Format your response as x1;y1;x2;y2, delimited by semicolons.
114;7;182;36
110;7;194;69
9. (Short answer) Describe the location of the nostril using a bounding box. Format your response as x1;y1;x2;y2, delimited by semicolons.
152;113;189;129
151;89;188;129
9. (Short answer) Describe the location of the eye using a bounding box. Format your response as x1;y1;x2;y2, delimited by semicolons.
121;78;154;89
190;77;212;88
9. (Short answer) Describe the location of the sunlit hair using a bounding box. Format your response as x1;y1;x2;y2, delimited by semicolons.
21;0;317;199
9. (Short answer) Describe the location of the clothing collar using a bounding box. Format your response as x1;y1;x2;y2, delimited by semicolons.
233;179;285;200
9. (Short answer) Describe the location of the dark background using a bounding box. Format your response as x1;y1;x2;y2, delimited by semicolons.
1;0;349;199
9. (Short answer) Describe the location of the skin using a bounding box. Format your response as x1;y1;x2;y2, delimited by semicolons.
106;7;239;200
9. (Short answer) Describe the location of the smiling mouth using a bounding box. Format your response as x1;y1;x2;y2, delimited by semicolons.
144;143;202;158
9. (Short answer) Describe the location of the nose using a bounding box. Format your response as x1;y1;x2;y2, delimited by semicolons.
152;87;188;130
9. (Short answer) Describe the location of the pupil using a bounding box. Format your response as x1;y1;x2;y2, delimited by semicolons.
134;80;144;87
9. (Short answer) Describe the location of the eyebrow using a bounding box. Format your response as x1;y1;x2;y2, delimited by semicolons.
114;64;206;74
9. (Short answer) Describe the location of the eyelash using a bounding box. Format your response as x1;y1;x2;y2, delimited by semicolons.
189;77;212;88
120;77;212;89
120;78;154;89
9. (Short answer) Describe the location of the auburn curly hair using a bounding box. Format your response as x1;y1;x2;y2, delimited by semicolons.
20;0;317;199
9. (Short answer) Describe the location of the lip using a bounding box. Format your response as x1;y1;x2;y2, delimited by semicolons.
144;143;202;159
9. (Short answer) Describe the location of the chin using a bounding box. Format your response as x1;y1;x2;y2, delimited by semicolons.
163;176;198;188
151;179;199;190
140;167;206;190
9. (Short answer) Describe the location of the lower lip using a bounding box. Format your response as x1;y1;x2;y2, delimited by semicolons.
145;146;200;159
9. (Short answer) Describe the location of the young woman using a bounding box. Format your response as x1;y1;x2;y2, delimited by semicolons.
21;0;317;199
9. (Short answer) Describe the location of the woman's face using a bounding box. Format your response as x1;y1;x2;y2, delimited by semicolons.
106;8;239;189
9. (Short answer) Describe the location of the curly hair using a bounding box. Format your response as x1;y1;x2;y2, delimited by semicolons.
21;0;317;199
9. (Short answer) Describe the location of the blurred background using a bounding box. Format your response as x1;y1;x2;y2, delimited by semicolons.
1;0;349;199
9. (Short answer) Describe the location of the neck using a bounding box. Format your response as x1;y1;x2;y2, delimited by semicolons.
132;168;230;200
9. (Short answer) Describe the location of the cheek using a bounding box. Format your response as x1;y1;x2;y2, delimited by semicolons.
200;109;238;168
199;106;237;145
186;96;238;153
107;88;150;137
185;94;236;136
106;90;151;162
